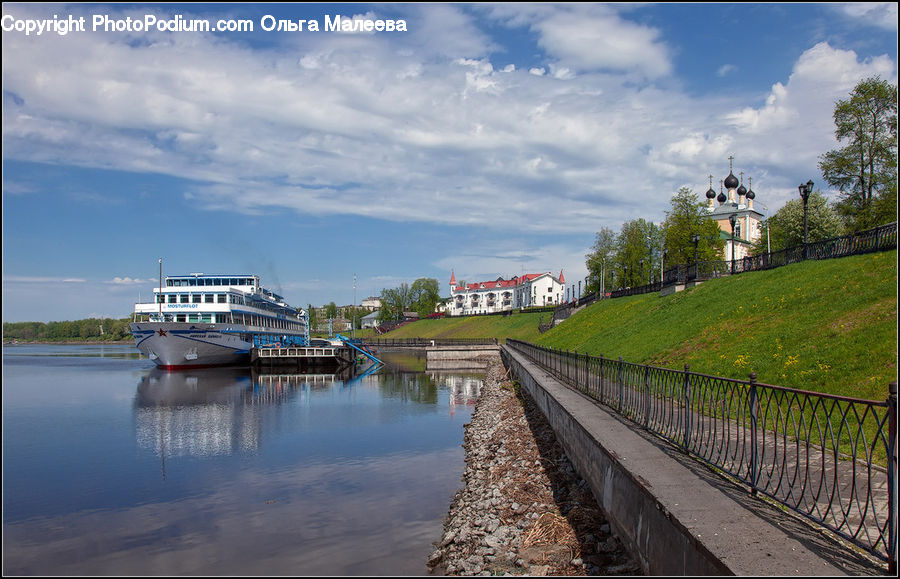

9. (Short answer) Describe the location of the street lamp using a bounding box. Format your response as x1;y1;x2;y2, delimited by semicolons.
661;248;667;285
623;265;628;289
640;258;645;285
729;214;737;274
690;234;700;281
759;202;771;255
798;180;813;259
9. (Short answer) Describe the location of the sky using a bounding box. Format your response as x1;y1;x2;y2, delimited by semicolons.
2;2;897;323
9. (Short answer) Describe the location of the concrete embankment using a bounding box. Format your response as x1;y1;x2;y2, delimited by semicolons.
501;345;885;576
427;354;640;576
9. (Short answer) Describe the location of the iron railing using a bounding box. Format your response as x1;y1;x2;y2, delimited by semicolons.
363;337;498;348
583;221;898;302
505;339;897;569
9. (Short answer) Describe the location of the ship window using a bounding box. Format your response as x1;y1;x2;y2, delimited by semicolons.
168;295;177;303
205;294;214;303
180;294;189;303
217;294;226;303
156;295;164;304
192;294;201;303
176;314;186;322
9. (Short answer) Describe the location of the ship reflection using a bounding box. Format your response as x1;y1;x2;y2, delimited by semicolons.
133;366;359;466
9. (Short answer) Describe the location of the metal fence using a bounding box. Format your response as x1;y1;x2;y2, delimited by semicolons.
364;337;499;347
579;221;898;302
505;339;897;569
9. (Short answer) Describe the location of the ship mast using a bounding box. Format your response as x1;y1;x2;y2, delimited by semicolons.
158;258;163;319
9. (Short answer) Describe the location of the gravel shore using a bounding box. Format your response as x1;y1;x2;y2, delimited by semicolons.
427;355;641;576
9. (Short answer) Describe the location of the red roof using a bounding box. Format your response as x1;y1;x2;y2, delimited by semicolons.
451;272;558;292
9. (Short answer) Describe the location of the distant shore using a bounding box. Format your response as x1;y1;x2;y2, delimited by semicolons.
3;340;133;346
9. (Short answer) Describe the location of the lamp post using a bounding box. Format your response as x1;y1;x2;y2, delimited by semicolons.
662;248;667;286
798;180;813;259
691;234;700;281
729;214;737;274
759;202;771;255
640;259;645;286
623;265;628;289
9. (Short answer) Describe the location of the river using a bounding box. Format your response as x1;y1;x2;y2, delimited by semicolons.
1;343;482;575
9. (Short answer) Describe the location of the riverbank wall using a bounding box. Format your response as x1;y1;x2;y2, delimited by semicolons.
500;345;882;576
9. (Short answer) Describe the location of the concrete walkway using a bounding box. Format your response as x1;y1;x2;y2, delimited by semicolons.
502;346;888;576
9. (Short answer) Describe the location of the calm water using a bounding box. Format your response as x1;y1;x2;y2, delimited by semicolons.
2;344;481;575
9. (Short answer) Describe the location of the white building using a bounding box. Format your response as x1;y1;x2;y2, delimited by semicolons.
360;297;381;310
447;270;566;316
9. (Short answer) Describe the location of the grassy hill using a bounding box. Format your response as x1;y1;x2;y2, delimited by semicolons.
376;251;897;400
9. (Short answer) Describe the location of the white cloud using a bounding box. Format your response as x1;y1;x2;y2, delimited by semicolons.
717;64;736;77
1;5;895;245
835;2;898;31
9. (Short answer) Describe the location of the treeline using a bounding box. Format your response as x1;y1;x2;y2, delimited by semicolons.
3;318;133;342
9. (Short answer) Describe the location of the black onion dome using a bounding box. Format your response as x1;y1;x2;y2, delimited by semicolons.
717;191;727;203
706;187;716;199
724;171;739;189
746;188;755;200
737;184;747;196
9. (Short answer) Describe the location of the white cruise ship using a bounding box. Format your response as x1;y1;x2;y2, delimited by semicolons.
131;272;309;369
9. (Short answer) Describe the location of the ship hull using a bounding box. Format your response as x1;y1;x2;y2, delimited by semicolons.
130;322;255;369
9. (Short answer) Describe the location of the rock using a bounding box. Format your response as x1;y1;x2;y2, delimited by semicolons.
426;355;641;576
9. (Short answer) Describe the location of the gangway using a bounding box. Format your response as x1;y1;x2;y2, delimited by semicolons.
335;334;383;365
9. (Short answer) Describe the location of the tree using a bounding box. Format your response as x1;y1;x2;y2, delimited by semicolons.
615;218;656;288
410;278;441;317
661;187;724;267
754;191;845;253
584;226;617;294
378;283;412;322
818;76;898;231
306;304;319;332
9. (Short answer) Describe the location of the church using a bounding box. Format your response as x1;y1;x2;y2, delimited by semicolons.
446;270;566;316
704;156;766;261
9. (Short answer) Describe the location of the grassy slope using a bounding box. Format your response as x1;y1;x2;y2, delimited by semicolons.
539;251;897;400
376;251;897;400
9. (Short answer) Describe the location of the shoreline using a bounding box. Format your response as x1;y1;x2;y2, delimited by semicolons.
427;355;640;576
3;340;133;345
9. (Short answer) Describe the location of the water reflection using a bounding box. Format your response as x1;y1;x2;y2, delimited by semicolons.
132;358;482;462
134;367;257;459
4;346;484;576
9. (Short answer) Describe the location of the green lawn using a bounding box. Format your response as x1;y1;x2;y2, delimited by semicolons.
374;251;897;401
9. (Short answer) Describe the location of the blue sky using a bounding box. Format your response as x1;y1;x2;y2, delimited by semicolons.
2;2;897;323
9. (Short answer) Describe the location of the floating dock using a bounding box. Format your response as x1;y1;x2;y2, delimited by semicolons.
250;345;356;371
250;335;382;371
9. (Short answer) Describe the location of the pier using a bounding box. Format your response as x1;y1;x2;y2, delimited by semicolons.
250;345;356;371
250;335;383;370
